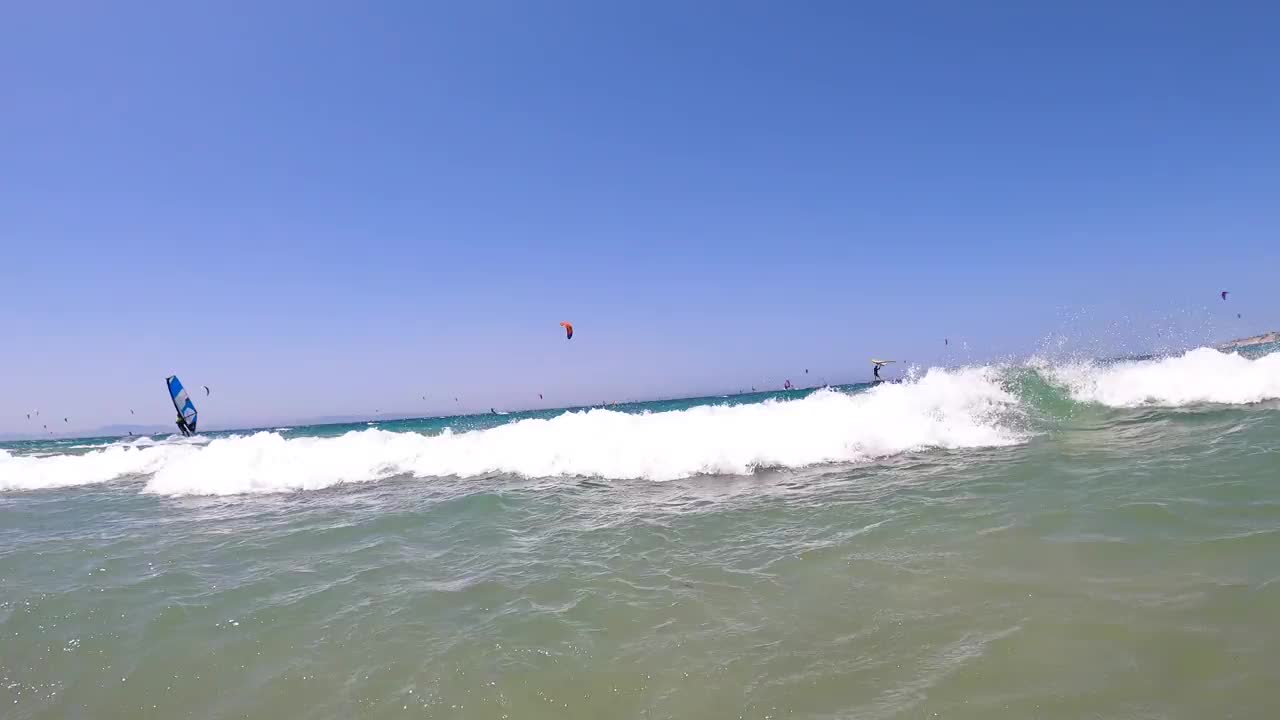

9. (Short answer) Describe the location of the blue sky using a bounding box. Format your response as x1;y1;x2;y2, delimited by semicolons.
2;1;1277;433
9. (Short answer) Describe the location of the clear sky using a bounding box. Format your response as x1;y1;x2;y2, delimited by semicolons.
2;1;1277;434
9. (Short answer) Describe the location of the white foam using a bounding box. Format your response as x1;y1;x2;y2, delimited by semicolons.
110;435;212;448
2;367;1024;496
0;444;201;491
1046;347;1280;407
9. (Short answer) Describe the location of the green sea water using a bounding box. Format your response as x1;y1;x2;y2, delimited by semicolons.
2;349;1278;719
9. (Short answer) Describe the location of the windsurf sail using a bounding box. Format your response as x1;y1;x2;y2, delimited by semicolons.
166;375;198;434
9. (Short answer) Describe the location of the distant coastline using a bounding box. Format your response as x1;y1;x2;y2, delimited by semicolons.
1219;331;1280;350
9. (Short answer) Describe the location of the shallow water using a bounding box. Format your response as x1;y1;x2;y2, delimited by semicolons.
2;350;1279;719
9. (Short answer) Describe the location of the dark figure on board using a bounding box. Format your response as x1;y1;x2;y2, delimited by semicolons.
176;415;192;437
872;360;895;382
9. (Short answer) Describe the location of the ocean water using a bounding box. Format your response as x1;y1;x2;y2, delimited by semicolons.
2;347;1279;719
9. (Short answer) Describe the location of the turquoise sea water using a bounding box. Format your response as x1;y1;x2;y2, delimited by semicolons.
2;347;1279;718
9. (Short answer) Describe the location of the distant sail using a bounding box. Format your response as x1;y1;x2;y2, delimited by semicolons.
166;375;198;434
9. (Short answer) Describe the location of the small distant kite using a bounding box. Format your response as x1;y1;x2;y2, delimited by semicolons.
539;393;543;400
130;409;135;415
560;321;574;340
1238;313;1242;319
64;417;68;423
805;368;809;374
783;380;793;390
203;386;211;396
1221;291;1229;300
945;338;949;346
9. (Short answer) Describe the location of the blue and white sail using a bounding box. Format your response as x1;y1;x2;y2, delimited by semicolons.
166;375;198;434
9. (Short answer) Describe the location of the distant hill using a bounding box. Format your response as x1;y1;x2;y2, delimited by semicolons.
0;424;171;443
1219;331;1280;350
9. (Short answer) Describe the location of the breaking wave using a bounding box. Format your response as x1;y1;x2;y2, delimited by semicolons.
2;367;1023;495
2;347;1276;496
1044;347;1280;408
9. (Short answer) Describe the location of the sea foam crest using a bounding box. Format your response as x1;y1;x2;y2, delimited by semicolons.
1046;347;1280;408
2;367;1023;495
0;442;201;492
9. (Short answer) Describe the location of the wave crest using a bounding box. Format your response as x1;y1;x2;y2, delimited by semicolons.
5;367;1024;496
1044;348;1280;408
6;347;1275;497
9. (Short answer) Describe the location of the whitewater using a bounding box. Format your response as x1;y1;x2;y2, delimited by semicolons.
2;347;1276;496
